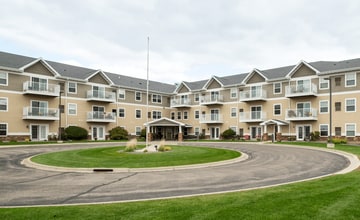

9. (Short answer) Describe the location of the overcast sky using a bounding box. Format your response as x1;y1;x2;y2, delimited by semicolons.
1;0;360;84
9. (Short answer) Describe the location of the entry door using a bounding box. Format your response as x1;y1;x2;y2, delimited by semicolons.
250;126;261;139
297;125;311;140
211;127;220;139
31;125;47;141
92;126;105;140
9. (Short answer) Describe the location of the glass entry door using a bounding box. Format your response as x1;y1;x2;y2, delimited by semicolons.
210;127;220;139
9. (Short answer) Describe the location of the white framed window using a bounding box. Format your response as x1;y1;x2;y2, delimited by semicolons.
273;82;282;94
194;127;200;136
183;111;188;120
135;109;141;119
135;91;141;101
68;103;77;115
152;111;161;119
319;124;329;137
194;110;200;119
118;89;125;99
135;126;141;136
273;104;281;116
68;82;77;94
0;72;8;86
345;98;356;112
152;94;162;103
0;123;7;136
171;111;175;120
177;111;182;120
194;93;200;102
230;107;237;118
346;123;356;137
345;72;356;87
319;100;329;113
230;88;237;99
118;108;125;118
0;97;8;111
319;78;329;90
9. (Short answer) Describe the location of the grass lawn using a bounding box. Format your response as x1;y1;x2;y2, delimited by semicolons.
1;142;360;220
30;145;241;168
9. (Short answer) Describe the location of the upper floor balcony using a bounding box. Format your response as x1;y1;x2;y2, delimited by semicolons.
86;90;116;102
170;98;192;108
199;114;223;124
285;108;318;121
22;107;59;120
23;81;60;97
86;111;116;122
239;89;267;102
200;95;224;105
239;111;267;122
285;83;317;97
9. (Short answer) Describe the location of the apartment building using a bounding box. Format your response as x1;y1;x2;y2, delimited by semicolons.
0;51;359;142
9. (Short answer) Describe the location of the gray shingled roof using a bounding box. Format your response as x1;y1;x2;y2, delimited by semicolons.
46;60;97;80
0;51;36;69
260;65;296;80
309;58;360;73
183;80;208;91
217;73;248;86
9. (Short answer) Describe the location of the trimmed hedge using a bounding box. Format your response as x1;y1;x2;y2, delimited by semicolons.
64;126;88;140
109;126;129;140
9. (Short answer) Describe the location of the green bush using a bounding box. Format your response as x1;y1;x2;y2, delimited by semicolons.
332;138;347;144
140;128;146;138
109;127;129;140
222;128;236;140
310;131;320;141
65;126;88;140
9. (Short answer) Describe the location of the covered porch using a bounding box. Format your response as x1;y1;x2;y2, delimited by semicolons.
260;119;288;141
144;117;190;142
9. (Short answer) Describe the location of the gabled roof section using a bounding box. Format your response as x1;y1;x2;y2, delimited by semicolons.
144;117;185;127
260;65;295;81
242;68;268;84
20;58;60;77
310;58;360;74
46;60;96;81
182;80;208;92
217;72;247;87
202;76;224;90
286;60;320;78
174;81;191;93
0;51;36;71
86;69;114;85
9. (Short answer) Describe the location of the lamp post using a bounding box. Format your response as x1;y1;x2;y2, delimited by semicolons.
58;83;64;143
324;77;334;148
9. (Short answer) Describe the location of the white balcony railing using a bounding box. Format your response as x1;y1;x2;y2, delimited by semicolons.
285;108;318;121
199;114;223;123
285;83;317;97
200;95;224;105
22;107;59;120
86;90;116;102
239;89;267;101
87;112;116;122
170;98;192;107
23;81;60;96
239;111;267;122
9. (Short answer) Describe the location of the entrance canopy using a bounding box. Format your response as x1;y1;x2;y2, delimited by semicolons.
144;117;191;141
144;117;187;127
260;119;288;126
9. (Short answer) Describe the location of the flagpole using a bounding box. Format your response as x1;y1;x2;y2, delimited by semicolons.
146;37;150;147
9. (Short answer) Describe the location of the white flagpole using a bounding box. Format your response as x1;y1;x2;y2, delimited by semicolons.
146;37;150;147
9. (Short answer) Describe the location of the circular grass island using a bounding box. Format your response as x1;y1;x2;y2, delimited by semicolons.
30;145;241;168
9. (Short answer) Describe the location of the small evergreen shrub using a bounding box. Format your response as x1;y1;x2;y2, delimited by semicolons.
65;126;88;140
109;126;129;140
222;128;236;140
310;131;320;141
332;138;347;144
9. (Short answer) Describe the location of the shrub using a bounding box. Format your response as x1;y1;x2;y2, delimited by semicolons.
109;126;129;140
222;128;236;140
332;138;347;144
140;128;146;138
310;131;320;141
64;126;88;140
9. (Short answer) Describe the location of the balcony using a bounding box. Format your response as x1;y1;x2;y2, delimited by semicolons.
170;98;192;108
86;90;116;102
199;114;223;123
23;82;60;97
285;108;318;121
239;111;267;122
22;107;59;120
200;95;224;105
87;112;116;122
285;83;317;97
239;89;267;102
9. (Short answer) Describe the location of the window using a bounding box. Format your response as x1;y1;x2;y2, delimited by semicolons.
335;127;341;136
177;111;182;120
320;124;329;137
171;112;175;120
231;107;237;117
0;98;8;111
118;108;125;118
135;109;141;119
346;98;356;112
345;72;356;87
152;94;162;103
92;86;105;98
273;104;281;116
194;93;200;102
153;111;161;119
251;106;262;120
319;100;329;113
68;103;77;115
135;91;141;101
346;123;356;137
31;77;47;91
230;88;237;99
335;102;341;111
68;82;77;93
195;127;200;136
319;78;329;90
118;89;125;99
183;111;188;120
335;77;341;86
0;123;7;136
273;82;282;94
194;110;199;119
0;72;8;85
135;127;141;136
